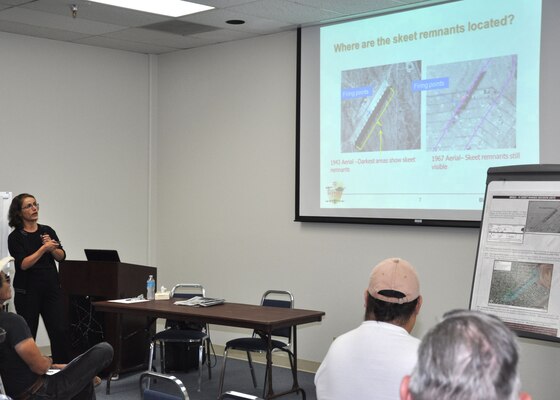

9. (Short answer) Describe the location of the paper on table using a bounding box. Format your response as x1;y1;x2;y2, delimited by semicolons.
46;369;61;375
174;296;225;307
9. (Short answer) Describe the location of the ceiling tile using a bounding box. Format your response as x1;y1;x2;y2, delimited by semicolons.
291;0;400;15
0;19;91;41
227;0;342;25
191;28;261;43
74;35;177;54
0;7;124;35
106;27;208;49
179;8;294;34
195;0;259;6
0;0;30;5
142;20;218;36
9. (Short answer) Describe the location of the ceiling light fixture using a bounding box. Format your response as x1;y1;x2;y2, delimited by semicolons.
88;0;213;18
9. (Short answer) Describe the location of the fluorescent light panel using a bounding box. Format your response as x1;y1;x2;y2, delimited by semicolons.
89;0;214;17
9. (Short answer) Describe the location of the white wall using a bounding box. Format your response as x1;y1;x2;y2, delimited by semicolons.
155;30;475;353
157;31;560;399
0;32;154;341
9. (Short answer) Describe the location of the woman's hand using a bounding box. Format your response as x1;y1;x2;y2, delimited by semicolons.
21;232;65;269
41;234;60;252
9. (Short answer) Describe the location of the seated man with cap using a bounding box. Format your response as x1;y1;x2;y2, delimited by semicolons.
315;257;422;400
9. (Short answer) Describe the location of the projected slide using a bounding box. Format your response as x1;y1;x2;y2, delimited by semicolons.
304;0;541;221
427;55;517;152
341;62;421;153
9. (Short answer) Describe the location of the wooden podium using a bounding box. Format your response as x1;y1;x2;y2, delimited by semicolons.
59;260;157;374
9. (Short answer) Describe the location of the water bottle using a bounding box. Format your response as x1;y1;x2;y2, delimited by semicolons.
146;275;155;300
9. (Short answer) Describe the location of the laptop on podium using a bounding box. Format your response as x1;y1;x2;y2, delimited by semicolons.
84;249;121;262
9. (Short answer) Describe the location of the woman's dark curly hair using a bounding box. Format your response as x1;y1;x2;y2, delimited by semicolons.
8;193;35;229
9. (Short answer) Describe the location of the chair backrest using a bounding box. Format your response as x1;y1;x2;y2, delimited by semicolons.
167;284;207;331
258;290;294;340
219;391;263;399
171;284;205;299
140;371;189;400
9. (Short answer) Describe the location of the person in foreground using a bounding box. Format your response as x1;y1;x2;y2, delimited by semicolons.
315;257;422;400
0;270;113;399
7;193;71;363
400;309;532;400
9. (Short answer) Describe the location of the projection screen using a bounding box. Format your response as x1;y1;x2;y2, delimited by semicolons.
296;0;557;227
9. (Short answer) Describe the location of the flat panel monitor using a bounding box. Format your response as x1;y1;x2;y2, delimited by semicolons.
84;249;120;262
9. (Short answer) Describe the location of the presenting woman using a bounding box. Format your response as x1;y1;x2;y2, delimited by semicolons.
7;193;71;363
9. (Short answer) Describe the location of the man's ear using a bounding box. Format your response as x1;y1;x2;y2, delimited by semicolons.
400;375;413;400
519;392;532;400
415;295;423;315
364;289;369;308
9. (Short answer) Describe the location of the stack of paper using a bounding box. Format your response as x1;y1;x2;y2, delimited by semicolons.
174;296;225;307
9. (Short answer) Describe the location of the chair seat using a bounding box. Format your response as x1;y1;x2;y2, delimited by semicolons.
225;337;288;352
144;388;182;400
154;329;209;342
218;290;295;397
148;284;212;393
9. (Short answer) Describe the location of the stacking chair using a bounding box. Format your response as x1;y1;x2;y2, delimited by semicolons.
140;371;189;400
218;290;296;397
148;284;212;392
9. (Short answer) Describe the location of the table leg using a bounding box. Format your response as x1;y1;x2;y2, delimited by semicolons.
265;332;274;398
262;326;306;400
291;326;306;399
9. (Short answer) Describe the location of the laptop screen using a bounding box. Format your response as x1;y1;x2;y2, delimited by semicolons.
84;249;120;262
